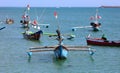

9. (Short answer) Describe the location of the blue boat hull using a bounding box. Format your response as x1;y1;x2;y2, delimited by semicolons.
54;45;68;59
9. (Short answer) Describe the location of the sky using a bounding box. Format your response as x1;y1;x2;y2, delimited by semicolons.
0;0;120;7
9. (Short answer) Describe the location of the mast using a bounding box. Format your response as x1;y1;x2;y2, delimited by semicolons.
54;11;60;30
94;9;101;24
95;9;98;24
54;11;62;45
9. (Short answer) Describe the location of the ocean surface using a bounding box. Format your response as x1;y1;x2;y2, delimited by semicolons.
0;7;120;73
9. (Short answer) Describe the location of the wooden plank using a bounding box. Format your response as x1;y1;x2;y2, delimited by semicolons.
68;48;89;51
29;46;56;49
29;45;90;49
68;48;95;51
29;48;54;52
65;45;91;48
28;47;94;52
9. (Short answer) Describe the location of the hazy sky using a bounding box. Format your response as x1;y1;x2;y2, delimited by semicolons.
0;0;120;7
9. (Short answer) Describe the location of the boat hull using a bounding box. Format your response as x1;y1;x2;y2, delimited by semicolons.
54;45;68;59
86;38;120;47
6;19;14;24
23;30;43;40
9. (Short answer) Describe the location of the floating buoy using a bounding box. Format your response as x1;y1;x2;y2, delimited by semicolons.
46;26;49;28
72;28;76;31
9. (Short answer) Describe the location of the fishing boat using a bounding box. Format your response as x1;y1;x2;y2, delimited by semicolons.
27;29;69;59
23;29;43;40
6;18;14;24
20;4;31;28
86;35;120;47
71;10;101;32
21;6;45;40
90;9;101;31
28;45;93;60
27;29;93;59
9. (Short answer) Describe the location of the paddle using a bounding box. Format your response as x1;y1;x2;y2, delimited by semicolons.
0;27;5;30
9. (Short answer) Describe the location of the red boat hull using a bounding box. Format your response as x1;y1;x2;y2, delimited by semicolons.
86;38;120;47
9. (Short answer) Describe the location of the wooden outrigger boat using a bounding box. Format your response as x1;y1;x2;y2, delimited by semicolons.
86;35;120;47
27;30;71;59
71;10;101;32
27;12;95;60
28;45;94;60
23;30;43;40
90;9;101;31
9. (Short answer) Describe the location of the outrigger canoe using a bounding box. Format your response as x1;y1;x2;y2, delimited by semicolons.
23;30;43;40
86;37;120;47
28;45;93;60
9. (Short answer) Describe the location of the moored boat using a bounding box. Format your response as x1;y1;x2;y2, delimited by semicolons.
20;4;31;28
90;9;101;31
23;30;43;40
86;37;120;47
6;18;14;24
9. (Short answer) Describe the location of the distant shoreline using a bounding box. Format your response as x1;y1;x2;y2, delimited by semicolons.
100;6;120;8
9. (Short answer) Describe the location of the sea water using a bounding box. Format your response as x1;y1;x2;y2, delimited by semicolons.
0;7;120;73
